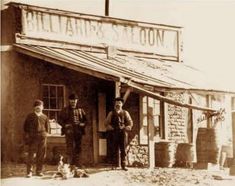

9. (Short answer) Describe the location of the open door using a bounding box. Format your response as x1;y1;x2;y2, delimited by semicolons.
97;92;108;163
139;96;164;167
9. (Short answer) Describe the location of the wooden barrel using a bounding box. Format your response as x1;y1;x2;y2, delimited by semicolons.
155;142;176;167
196;128;208;163
175;143;195;167
221;145;233;158
207;128;221;164
196;128;222;164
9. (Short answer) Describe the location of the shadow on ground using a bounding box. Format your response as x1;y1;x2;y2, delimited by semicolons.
1;163;114;179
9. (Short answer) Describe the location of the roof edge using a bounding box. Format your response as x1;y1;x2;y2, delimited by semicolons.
7;2;183;29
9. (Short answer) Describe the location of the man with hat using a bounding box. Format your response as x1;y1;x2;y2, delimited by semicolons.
105;97;133;171
58;93;87;169
23;99;50;177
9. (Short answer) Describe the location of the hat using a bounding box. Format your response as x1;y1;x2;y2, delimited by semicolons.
34;99;43;107
69;93;79;100
114;97;124;103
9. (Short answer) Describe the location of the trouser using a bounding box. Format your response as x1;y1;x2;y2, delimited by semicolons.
110;130;128;168
65;129;82;167
27;135;47;174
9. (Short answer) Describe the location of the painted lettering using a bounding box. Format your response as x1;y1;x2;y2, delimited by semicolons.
35;11;40;32
58;15;62;34
75;18;83;36
96;21;104;39
156;29;164;46
111;24;119;42
84;20;91;37
66;17;74;36
140;28;146;46
148;28;155;46
130;26;138;45
22;9;178;58
49;14;56;33
121;25;129;42
26;11;34;31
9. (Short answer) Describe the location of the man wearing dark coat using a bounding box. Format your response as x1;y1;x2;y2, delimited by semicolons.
58;94;87;168
24;99;49;178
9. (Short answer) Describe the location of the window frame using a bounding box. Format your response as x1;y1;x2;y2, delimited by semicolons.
42;83;66;137
139;95;165;145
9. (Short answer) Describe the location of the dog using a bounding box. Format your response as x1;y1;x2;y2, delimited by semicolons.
52;155;74;179
73;167;89;178
52;155;89;179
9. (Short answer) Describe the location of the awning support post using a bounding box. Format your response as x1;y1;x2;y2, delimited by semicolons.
206;95;212;128
148;107;155;169
115;81;121;98
123;87;132;105
230;111;235;175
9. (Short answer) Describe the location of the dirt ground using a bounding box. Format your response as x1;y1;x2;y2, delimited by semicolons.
1;163;235;186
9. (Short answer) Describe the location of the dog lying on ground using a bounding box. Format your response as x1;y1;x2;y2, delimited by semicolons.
52;155;89;179
52;155;74;179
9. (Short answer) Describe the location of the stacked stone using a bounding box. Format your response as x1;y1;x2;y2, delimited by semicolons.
127;135;149;167
166;93;188;143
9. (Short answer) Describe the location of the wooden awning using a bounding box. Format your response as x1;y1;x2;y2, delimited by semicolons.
14;44;232;113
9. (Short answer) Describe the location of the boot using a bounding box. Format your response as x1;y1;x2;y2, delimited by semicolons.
121;166;128;171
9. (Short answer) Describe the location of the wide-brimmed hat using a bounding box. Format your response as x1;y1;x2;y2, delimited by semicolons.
114;97;124;103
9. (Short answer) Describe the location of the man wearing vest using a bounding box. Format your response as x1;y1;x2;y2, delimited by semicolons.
58;94;87;169
105;97;133;171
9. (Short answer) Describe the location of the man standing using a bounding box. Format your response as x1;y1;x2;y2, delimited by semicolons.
105;97;133;171
58;94;87;169
24;99;49;178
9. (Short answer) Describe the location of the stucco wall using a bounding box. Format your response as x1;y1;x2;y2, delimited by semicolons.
2;52;42;161
1;52;115;165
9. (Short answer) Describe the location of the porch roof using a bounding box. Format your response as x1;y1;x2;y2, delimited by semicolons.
14;44;234;95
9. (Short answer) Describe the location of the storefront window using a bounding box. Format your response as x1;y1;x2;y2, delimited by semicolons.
139;96;163;145
140;96;148;144
42;84;65;136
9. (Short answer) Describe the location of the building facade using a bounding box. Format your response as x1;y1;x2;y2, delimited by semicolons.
1;2;234;168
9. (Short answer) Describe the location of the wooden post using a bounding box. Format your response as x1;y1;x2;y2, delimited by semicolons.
177;30;183;63
105;0;109;16
148;106;155;169
230;97;235;175
92;107;98;164
123;87;132;104
115;81;121;98
188;97;193;143
206;95;212;128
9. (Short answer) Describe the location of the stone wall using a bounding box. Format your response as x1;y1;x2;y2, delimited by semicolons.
127;135;148;167
166;92;189;143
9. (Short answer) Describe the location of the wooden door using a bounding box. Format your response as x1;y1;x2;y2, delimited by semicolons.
97;92;108;163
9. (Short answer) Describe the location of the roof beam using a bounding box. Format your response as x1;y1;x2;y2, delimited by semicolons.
128;82;219;113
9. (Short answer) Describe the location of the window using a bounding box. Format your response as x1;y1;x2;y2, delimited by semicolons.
42;84;65;136
140;96;148;144
139;96;164;144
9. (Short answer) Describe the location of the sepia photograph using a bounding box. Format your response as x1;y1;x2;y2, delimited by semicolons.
1;0;235;185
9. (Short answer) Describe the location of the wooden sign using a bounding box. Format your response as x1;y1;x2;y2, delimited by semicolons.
19;6;181;60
